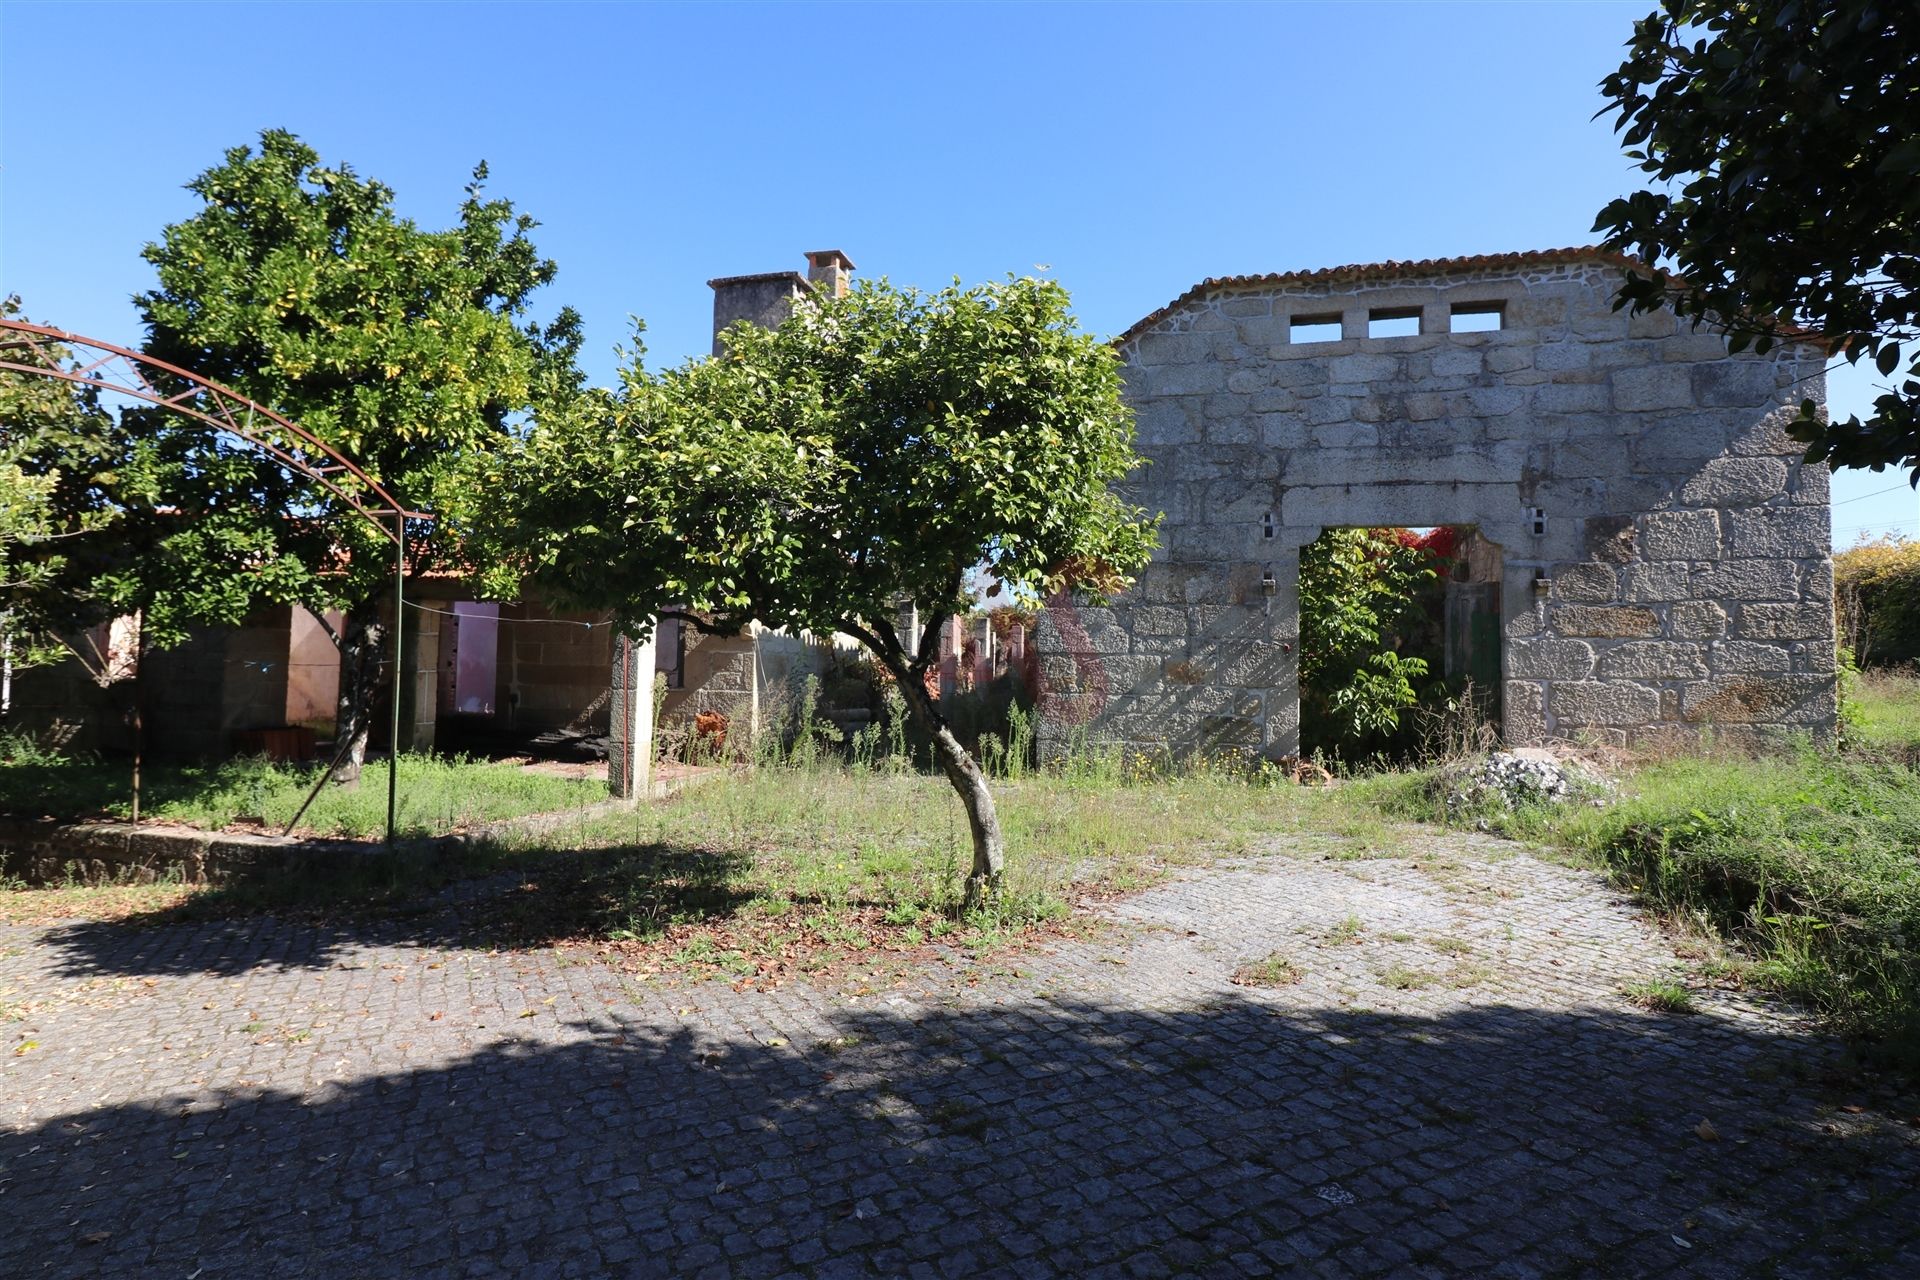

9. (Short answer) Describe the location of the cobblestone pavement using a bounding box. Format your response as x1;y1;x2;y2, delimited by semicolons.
3;833;1916;1278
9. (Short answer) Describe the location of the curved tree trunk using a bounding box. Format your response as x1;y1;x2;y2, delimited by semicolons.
892;665;1005;909
332;612;386;788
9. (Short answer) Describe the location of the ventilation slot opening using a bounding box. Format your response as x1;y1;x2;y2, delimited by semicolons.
1289;314;1342;344
1450;302;1504;333
1367;308;1420;339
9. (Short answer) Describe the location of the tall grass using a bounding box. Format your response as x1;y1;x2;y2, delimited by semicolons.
1847;666;1920;761
0;751;607;838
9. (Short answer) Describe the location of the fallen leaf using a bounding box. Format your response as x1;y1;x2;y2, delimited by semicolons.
428;1012;444;1021
14;1041;38;1055
1840;1104;1864;1114
517;1009;537;1019
1671;1236;1692;1250
80;1231;110;1245
1695;1119;1719;1142
766;1037;786;1047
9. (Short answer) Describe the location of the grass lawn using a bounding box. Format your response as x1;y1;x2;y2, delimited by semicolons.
0;758;1342;985
0;749;610;839
5;676;1916;1063
1850;667;1920;761
427;764;1340;987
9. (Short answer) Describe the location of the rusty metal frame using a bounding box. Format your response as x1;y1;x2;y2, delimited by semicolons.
1;318;431;844
0;318;427;535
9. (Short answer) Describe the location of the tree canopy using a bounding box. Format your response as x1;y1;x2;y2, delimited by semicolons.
452;275;1157;899
132;130;581;772
0;300;134;671
1594;0;1920;478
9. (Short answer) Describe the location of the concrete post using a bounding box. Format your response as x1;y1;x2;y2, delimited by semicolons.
937;616;964;704
608;629;658;802
895;599;921;662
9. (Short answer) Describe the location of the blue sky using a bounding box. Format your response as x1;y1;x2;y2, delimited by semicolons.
1;0;1911;543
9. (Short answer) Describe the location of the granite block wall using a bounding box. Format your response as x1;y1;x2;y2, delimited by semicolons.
1036;254;1836;760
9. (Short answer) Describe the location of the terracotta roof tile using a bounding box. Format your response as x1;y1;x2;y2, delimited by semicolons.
1115;246;1635;343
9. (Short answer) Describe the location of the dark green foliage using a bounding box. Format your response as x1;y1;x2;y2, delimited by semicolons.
1594;0;1920;477
452;275;1154;648
450;274;1156;892
0;301;140;669
1297;528;1439;758
128;130;580;765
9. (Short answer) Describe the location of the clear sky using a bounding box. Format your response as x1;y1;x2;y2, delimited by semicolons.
1;0;1911;544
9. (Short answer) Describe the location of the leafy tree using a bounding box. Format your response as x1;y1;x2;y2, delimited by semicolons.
1594;0;1920;477
133;130;581;780
1297;528;1437;758
450;276;1156;904
0;299;130;673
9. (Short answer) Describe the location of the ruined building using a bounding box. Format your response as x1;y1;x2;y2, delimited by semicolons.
1034;248;1837;760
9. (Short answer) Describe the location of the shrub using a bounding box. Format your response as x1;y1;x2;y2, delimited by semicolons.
1298;528;1440;758
1835;536;1920;667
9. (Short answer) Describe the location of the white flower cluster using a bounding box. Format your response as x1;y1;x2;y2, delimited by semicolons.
1440;751;1611;819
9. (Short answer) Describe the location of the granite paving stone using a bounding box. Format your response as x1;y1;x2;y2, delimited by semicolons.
2;830;1916;1277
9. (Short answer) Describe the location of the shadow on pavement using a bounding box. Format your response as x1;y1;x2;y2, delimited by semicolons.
3;992;1916;1279
33;841;758;979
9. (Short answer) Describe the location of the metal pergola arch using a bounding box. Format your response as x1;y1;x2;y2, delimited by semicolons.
0;317;431;845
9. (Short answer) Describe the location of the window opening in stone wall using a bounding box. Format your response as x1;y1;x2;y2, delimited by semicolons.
1528;506;1547;536
1367;308;1421;339
1449;302;1504;333
1289;314;1342;344
1298;525;1503;763
1261;511;1276;540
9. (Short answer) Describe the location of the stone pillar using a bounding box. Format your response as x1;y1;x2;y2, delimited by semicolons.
937;616;964;704
974;616;995;685
608;629;658;802
895;599;921;662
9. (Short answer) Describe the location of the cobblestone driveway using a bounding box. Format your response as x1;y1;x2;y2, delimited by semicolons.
3;833;1916;1278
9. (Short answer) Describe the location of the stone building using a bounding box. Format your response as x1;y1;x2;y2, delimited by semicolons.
1035;248;1836;760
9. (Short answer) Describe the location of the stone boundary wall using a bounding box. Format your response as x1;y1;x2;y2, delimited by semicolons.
1036;256;1836;761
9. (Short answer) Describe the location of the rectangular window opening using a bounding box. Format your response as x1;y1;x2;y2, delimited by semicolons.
1449;303;1504;333
1367;309;1421;339
1289;314;1342;344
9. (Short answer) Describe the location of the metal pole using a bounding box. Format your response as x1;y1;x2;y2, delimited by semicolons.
388;512;404;846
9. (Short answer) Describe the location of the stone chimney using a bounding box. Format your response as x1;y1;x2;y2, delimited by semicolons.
805;249;855;299
707;250;856;355
707;267;807;356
